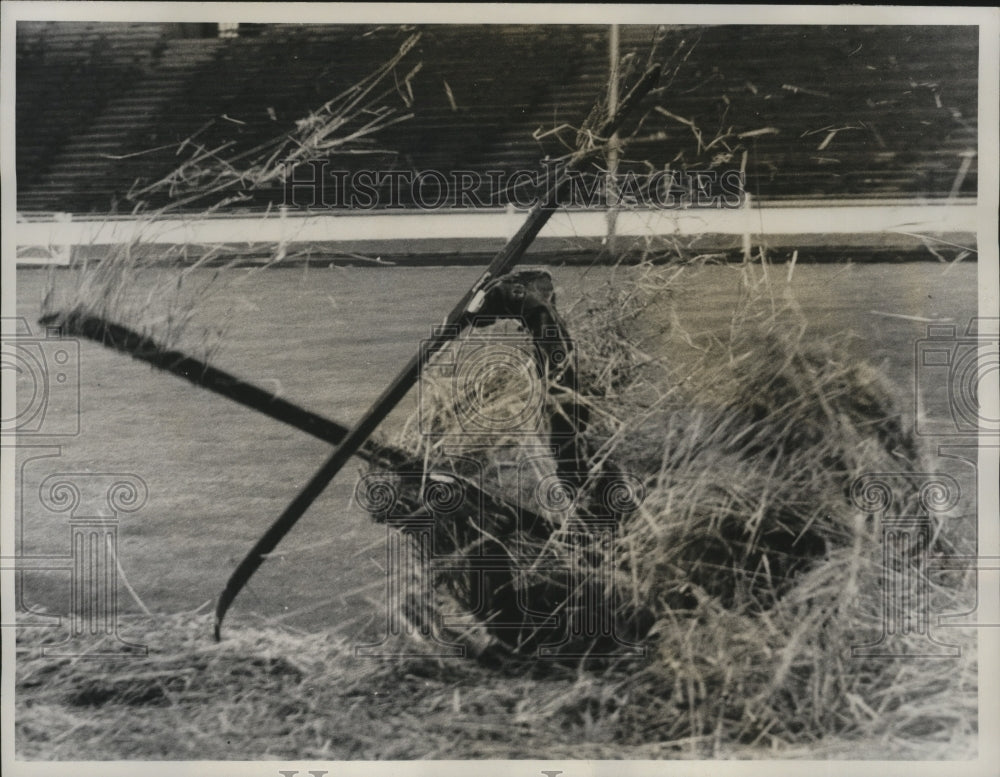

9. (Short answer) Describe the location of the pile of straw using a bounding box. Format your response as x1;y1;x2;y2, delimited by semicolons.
388;259;939;631
360;257;977;750
17;259;976;758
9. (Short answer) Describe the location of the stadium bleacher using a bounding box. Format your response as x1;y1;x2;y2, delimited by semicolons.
16;22;978;214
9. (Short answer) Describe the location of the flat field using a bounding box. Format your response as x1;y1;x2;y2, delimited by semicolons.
12;259;982;759
13;261;978;632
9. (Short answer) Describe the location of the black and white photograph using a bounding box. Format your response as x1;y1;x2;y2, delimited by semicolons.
2;2;998;772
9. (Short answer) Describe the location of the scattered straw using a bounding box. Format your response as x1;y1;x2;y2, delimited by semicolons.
40;34;422;358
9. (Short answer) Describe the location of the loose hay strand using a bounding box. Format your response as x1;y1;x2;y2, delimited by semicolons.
41;33;424;358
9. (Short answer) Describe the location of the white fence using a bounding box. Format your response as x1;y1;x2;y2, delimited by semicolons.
14;200;978;265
